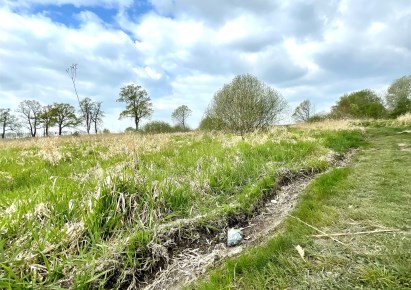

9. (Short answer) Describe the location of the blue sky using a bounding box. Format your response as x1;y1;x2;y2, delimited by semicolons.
0;0;410;132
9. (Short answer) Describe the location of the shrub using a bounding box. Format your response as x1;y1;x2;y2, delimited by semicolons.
143;121;174;134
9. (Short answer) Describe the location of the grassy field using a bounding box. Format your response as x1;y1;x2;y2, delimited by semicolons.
0;121;367;289
191;126;411;289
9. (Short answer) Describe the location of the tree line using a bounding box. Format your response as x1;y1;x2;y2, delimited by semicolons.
292;75;411;123
0;64;193;138
0;99;104;139
1;71;410;139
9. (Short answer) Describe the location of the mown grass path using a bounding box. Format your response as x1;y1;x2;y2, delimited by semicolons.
192;128;411;289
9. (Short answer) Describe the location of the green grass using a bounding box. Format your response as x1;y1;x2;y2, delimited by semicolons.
191;127;411;290
0;127;365;288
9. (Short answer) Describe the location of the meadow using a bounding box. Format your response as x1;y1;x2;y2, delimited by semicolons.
0;121;376;288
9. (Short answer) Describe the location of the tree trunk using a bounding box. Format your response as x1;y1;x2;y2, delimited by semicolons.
94;121;98;134
1;123;5;139
135;117;139;131
59;123;63;136
86;115;91;134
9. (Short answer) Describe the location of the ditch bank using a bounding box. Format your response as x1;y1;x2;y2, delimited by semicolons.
97;150;357;290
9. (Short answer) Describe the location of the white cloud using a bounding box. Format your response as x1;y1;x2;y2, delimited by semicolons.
2;0;133;9
1;0;411;133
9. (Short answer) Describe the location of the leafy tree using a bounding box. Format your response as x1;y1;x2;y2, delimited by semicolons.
143;120;173;133
172;105;192;129
206;74;288;138
386;75;411;117
331;89;386;119
54;103;79;135
0;108;20;139
17;100;42;137
38;105;57;137
117;84;153;130
91;101;104;134
292;100;314;122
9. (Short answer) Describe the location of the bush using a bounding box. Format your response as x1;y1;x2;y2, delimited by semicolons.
172;124;190;132
307;113;329;123
125;127;136;133
331;89;386;119
143;121;174;134
198;115;225;131
205;74;288;137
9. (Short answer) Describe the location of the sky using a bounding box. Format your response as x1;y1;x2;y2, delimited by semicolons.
0;0;410;132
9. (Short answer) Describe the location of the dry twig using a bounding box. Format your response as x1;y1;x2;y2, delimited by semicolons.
312;229;401;237
287;214;345;245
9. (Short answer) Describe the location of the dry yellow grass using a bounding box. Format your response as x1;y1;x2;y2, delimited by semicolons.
395;112;411;126
291;119;364;131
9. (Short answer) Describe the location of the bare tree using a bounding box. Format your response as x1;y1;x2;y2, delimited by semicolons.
292;100;314;122
117;84;153;130
206;74;288;138
0;108;20;139
172;105;192;129
91;101;104;134
79;97;94;134
54;103;80;135
17;100;42;137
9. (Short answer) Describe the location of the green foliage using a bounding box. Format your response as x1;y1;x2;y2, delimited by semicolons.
125;126;136;133
53;103;80;135
386;75;411;117
173;123;190;132
307;113;328;123
205;74;288;137
331;89;386;119
143;120;174;133
38;105;58;136
117;84;153;130
198;115;225;131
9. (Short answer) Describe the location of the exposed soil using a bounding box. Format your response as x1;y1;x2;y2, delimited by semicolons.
138;150;356;290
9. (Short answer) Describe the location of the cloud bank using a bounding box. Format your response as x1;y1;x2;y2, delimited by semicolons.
0;0;410;131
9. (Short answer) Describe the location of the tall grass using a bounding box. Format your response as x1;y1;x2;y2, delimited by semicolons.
0;126;364;288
